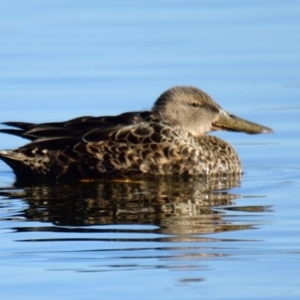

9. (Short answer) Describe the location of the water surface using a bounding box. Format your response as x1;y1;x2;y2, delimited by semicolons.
0;1;300;299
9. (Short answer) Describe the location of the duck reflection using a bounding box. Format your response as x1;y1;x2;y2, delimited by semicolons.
1;175;262;235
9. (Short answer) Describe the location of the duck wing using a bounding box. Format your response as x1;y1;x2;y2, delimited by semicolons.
0;111;151;142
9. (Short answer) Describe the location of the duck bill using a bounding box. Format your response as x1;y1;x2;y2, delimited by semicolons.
212;111;273;134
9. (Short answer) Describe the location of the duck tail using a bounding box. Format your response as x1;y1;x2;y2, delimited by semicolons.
0;150;34;177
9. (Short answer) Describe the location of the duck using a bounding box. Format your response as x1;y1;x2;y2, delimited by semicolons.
0;86;273;179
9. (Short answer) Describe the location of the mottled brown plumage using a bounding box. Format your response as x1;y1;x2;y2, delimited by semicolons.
0;86;273;179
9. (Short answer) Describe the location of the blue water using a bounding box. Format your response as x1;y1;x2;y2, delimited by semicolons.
0;1;300;299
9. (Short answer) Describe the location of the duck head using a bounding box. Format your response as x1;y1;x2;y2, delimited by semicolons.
152;86;273;137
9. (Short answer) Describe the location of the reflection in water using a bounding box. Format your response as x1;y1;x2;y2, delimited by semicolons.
0;175;270;237
0;174;273;279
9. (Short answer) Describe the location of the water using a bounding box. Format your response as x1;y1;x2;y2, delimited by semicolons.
0;1;300;299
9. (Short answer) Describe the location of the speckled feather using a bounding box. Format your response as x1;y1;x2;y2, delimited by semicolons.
0;86;272;179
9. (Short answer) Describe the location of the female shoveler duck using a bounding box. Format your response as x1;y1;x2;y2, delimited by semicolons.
0;86;272;179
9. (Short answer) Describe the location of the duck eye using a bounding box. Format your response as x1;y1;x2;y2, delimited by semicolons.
191;102;199;107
